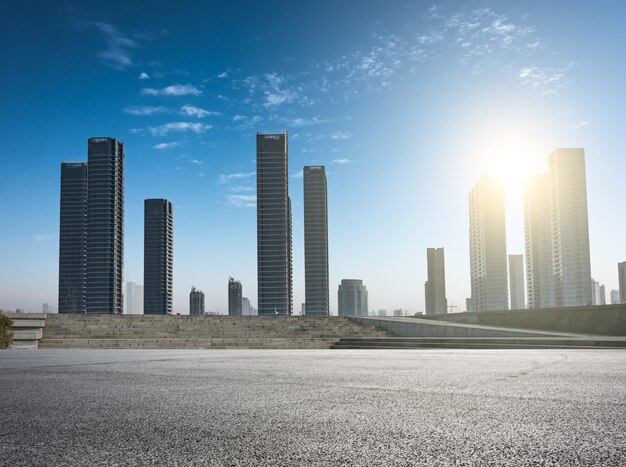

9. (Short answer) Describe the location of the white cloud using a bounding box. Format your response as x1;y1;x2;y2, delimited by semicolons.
92;21;138;70
217;71;229;78
139;72;150;80
565;121;588;130
124;105;169;116
517;64;571;95
141;84;203;96
225;195;256;208
233;114;246;122
291;170;303;178
243;72;310;109
153;142;179;150
330;131;352;140
180;104;219;118
190;159;203;165
148;122;212;136
218;172;255;184
288;116;332;127
333;158;352;164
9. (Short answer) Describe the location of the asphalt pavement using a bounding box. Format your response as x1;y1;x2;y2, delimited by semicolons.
1;349;625;466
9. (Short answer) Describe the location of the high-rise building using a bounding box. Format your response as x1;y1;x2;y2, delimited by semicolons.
549;149;592;307
610;289;621;305
256;132;292;315
189;286;205;315
58;162;88;313
144;199;173;315
228;277;242;316
524;173;555;309
619;262;626;304
591;279;601;306
125;282;144;314
242;297;252;316
469;176;509;312
425;247;447;315
338;279;368;317
509;254;525;310
600;284;606;306
303;166;329;316
86;137;124;314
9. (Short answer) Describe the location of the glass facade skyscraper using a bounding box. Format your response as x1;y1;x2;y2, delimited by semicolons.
256;132;292;315
144;199;173;315
228;277;242;316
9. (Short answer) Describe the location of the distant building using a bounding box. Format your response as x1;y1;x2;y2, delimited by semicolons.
392;309;405;317
144;199;173;315
256;132;292;315
610;289;621;305
242;297;252;316
304;166;329;316
591;279;601;306
228;277;242;316
338;279;368;317
425;247;447;315
469;176;508;312
189;287;205;315
42;303;57;313
549;149;592;307
58;162;88;314
125;282;144;314
600;284;606;306
619;262;626;304
378;309;387;317
509;254;525;310
465;298;472;313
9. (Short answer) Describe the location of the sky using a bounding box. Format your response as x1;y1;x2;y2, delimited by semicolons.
1;0;625;314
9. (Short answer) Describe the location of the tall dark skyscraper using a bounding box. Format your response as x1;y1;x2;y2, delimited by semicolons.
303;166;329;316
144;199;173;315
256;132;292;315
86;137;124;314
228;277;242;316
58;162;88;313
425;247;447;315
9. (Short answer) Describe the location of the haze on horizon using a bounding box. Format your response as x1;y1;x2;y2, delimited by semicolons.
0;0;625;314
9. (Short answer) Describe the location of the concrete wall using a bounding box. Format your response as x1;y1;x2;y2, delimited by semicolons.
422;304;626;336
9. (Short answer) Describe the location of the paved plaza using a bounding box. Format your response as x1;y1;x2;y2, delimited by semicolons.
1;349;625;466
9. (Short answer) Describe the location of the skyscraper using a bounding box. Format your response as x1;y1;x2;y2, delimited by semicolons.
549;148;592;307
600;284;606;306
242;297;252;316
338;279;368;317
228;277;242;316
509;254;525;310
256;132;292;315
524;173;555;309
469;176;509;312
610;289;621;305
144;199;173;315
591;279;601;306
619;262;626;304
86;137;124;314
425;247;447;315
125;282;144;315
189;286;205;315
58;162;87;313
303;166;329;316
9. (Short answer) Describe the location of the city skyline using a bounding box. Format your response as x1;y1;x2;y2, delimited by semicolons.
1;1;625;313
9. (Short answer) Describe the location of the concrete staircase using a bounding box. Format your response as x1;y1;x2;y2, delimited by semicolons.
2;313;46;349
39;314;392;349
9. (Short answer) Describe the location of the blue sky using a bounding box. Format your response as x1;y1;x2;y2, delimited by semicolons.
1;1;625;313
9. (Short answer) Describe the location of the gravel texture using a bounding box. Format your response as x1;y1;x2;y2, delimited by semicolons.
1;349;625;466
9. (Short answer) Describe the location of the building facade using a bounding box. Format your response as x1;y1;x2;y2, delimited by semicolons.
241;297;252;316
469;176;509;312
549;149;592;307
338;279;368;317
508;254;525;310
610;289;621;305
58;162;88;313
189;286;205;315
303;166;329;316
125;282;144;315
228;277;242;316
86;137;124;314
425;247;447;315
256;132;292;315
144;199;173;315
619;262;626;304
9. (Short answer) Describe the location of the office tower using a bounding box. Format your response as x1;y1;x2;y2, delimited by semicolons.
126;282;144;315
144;199;173;315
393;309;404;317
509;254;525;310
337;279;368;317
86;137;124;314
228;277;242;316
610;289;621;305
469;176;509;312
600;284;606;306
378;309;387;316
242;297;252;316
256;132;292;315
524;174;555;309
58;162;87;313
303;166;329;316
465;298;472;313
619;262;626;304
591;279;601;306
549;149;592;307
189;286;205;315
425;247;447;315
